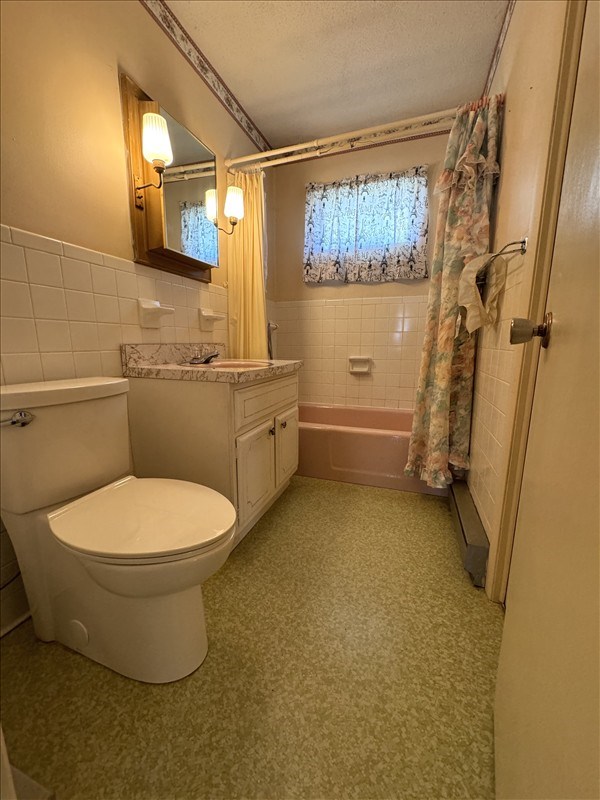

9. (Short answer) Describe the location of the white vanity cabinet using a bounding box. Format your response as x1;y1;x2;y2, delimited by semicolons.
127;372;299;544
236;404;299;529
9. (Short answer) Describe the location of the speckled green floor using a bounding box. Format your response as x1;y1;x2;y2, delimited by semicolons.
1;477;503;800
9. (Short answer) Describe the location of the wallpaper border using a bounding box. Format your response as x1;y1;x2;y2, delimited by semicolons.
139;0;271;152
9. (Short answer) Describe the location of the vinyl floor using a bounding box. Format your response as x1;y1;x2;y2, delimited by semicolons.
1;476;504;800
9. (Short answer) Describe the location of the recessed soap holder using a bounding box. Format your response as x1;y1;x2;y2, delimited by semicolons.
138;298;175;328
199;307;226;331
348;356;372;375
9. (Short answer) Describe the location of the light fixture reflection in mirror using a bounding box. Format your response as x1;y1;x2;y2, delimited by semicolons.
205;189;218;224
160;110;219;267
204;186;245;236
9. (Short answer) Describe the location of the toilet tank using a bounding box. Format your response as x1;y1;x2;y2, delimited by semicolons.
0;378;131;514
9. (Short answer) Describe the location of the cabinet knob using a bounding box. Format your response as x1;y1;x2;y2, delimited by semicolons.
281;420;287;429
269;427;276;436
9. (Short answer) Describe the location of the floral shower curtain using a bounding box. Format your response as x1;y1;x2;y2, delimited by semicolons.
405;95;503;488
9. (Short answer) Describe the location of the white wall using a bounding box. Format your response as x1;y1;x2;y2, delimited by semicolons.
0;0;259;288
468;0;569;575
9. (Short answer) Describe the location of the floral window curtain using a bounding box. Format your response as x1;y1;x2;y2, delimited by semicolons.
405;96;503;488
303;166;428;283
180;201;218;266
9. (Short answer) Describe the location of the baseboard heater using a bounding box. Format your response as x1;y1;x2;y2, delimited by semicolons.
449;481;489;587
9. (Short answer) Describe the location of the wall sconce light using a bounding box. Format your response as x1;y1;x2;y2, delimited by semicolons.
205;186;244;235
135;113;173;209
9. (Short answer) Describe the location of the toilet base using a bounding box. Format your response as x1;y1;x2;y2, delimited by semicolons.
2;506;213;684
52;583;209;684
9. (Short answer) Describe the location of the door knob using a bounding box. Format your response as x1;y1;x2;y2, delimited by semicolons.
281;420;287;429
510;312;552;348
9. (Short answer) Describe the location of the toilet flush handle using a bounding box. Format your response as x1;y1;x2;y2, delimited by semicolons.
0;410;35;427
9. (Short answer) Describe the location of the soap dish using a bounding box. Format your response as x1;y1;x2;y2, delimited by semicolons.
138;298;175;329
199;308;226;331
348;356;372;375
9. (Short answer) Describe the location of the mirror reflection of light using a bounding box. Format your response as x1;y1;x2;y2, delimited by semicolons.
203;186;244;236
205;189;218;223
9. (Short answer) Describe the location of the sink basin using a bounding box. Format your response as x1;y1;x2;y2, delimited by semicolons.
199;360;272;369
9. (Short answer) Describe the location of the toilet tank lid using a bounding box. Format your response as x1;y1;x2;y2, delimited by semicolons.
0;377;129;411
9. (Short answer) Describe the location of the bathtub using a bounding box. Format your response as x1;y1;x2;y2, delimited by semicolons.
297;403;446;496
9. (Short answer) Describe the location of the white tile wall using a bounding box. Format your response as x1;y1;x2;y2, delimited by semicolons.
0;516;30;636
0;224;229;385
272;295;428;409
468;256;527;538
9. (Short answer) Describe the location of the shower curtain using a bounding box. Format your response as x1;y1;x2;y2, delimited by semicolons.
405;95;502;488
227;170;269;359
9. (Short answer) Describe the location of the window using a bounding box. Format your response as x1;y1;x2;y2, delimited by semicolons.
180;201;219;267
303;166;428;283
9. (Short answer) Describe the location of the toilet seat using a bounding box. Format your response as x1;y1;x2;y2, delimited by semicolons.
48;476;237;563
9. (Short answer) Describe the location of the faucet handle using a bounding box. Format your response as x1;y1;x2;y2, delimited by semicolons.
188;349;220;365
204;350;220;364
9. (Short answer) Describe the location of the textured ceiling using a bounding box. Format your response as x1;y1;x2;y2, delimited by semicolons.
166;0;508;148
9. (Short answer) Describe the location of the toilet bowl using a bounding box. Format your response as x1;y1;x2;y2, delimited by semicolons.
0;378;237;683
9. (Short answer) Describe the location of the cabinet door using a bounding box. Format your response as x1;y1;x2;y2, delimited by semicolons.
275;406;299;488
236;419;276;527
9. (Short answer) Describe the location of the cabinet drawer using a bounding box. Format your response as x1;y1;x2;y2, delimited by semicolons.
234;376;298;432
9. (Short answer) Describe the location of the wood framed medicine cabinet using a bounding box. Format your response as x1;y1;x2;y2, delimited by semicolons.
120;74;218;283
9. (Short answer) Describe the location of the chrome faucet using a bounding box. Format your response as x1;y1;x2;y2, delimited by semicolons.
189;350;220;365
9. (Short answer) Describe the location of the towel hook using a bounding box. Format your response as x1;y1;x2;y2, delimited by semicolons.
475;238;528;287
494;237;528;258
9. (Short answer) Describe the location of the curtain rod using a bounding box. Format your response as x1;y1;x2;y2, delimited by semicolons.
165;160;214;175
233;126;452;171
225;106;457;170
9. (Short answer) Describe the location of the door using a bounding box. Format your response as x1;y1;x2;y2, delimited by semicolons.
236;419;276;527
494;4;599;799
275;406;299;487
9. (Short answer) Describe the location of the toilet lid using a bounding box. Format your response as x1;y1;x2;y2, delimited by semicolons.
48;476;236;560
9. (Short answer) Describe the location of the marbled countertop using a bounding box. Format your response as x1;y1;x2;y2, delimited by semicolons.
121;344;302;384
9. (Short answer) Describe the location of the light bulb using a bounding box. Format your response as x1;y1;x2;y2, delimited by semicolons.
142;113;173;168
224;186;244;221
205;189;218;223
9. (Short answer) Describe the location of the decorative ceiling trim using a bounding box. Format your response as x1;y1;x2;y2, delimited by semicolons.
483;0;517;96
139;0;271;152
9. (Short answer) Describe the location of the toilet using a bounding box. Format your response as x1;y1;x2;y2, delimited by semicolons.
0;377;236;683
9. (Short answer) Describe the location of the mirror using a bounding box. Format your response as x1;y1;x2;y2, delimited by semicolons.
161;110;218;268
120;74;217;283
